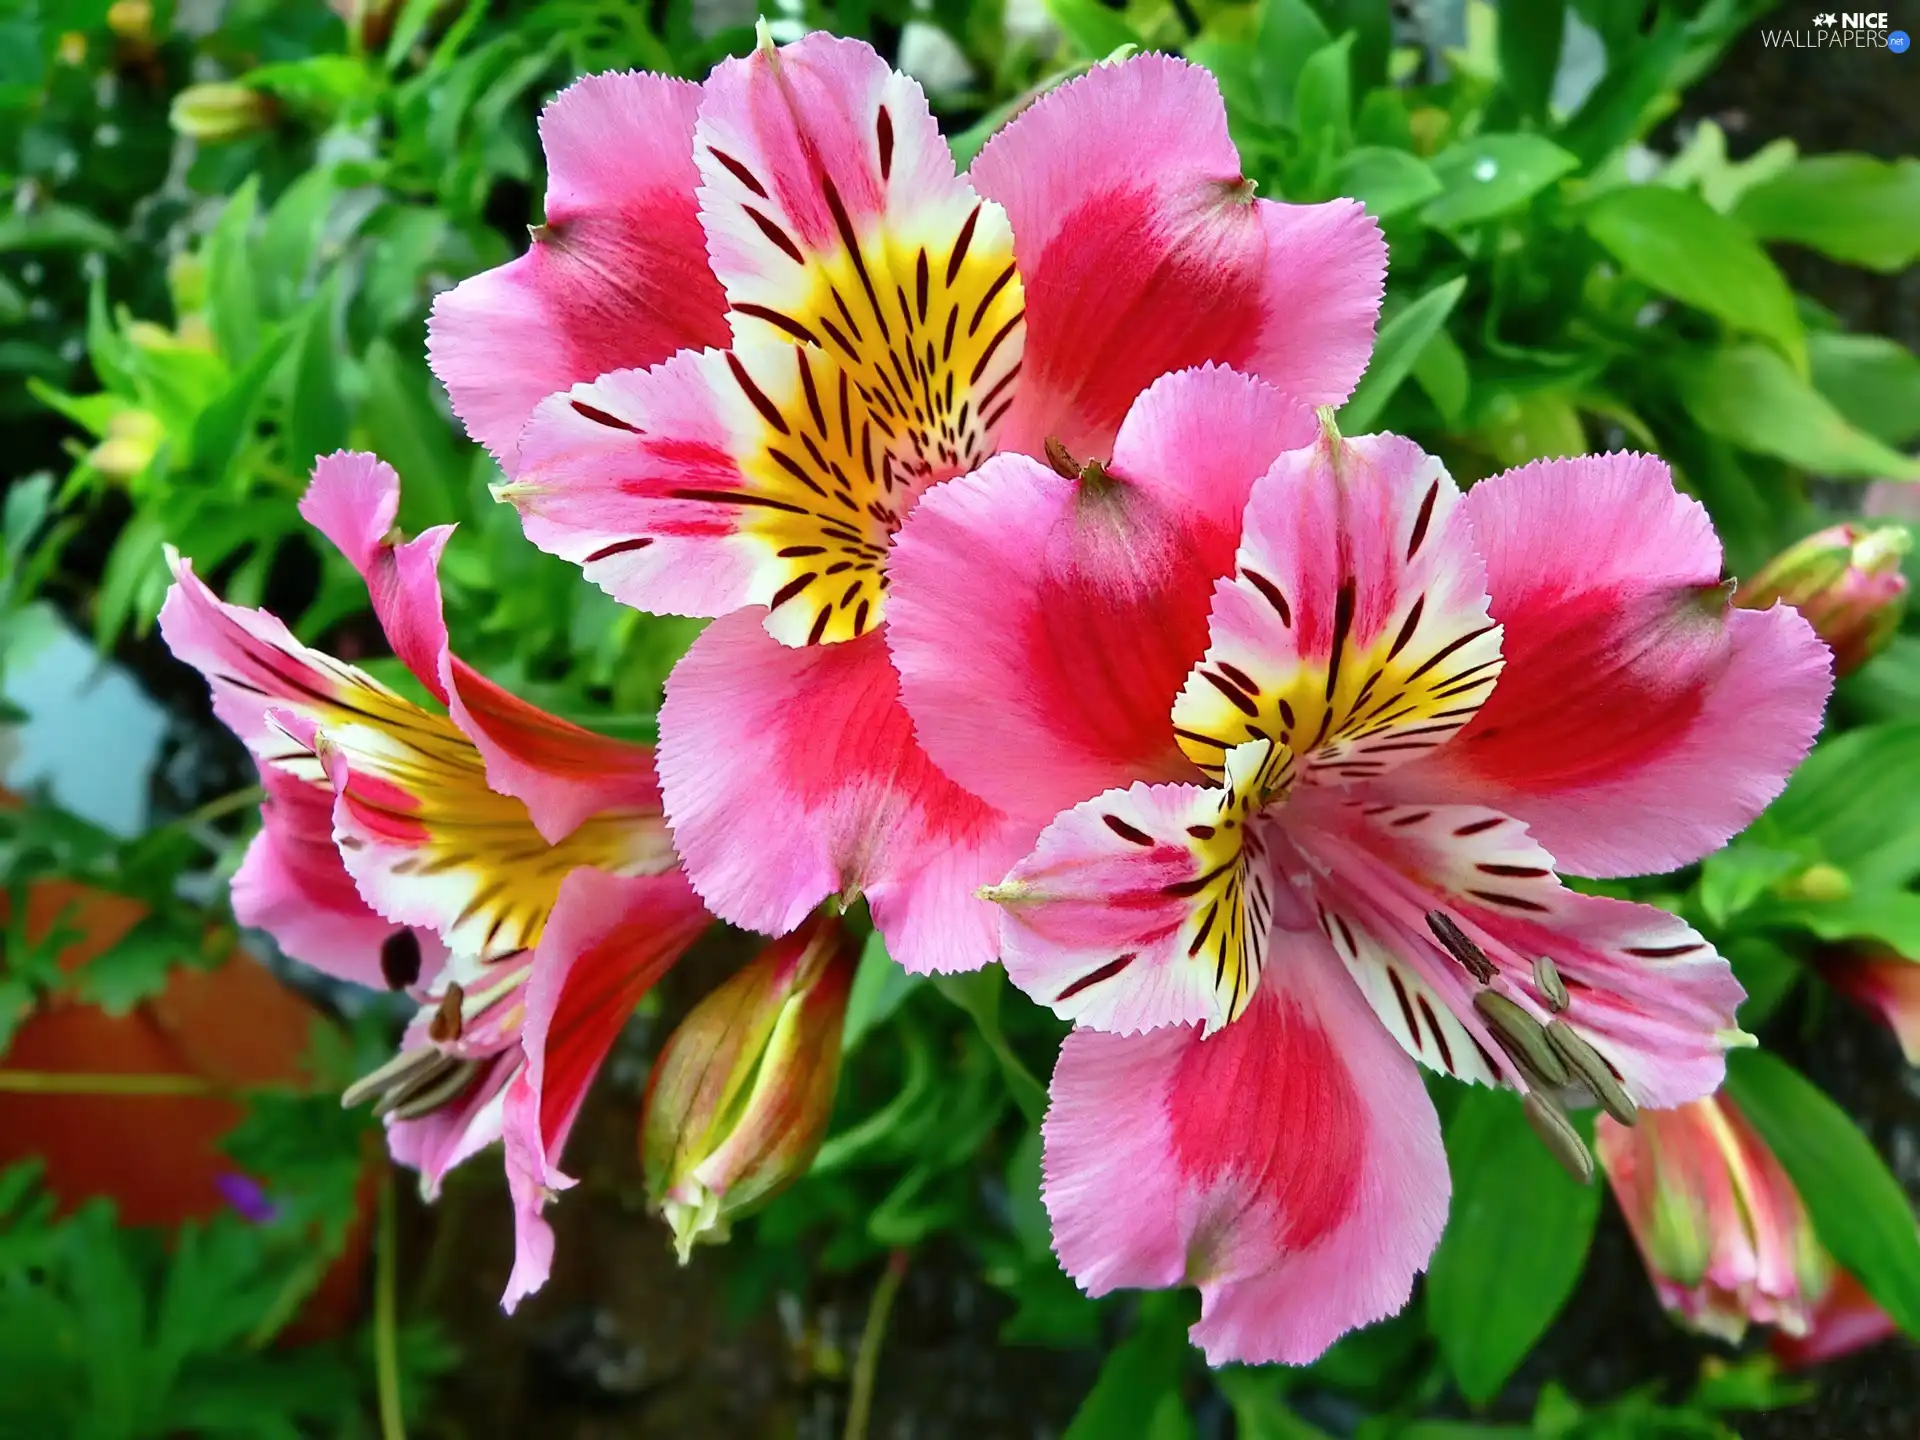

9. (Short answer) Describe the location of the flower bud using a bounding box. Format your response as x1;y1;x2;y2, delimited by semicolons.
88;407;164;482
1597;1096;1832;1344
1820;943;1920;1066
1738;523;1911;678
640;916;857;1261
169;83;276;143
107;0;154;43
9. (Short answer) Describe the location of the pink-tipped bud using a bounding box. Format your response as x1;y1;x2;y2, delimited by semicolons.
640;915;857;1261
1820;943;1920;1066
1597;1096;1837;1346
1738;523;1910;678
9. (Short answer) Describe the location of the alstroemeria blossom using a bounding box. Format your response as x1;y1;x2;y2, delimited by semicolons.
159;452;710;1307
1596;1096;1891;1353
887;401;1832;1363
431;33;1385;974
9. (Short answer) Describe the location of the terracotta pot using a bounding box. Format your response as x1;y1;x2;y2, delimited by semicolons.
0;877;376;1339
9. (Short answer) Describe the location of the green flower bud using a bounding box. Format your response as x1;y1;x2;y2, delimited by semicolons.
640;915;857;1261
169;83;276;143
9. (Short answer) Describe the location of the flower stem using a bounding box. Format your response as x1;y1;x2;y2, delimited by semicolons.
375;1170;406;1440
843;1249;909;1440
0;1069;218;1096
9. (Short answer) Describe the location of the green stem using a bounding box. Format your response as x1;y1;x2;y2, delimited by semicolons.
0;1069;218;1096
843;1249;909;1440
160;783;266;838
375;1171;406;1440
0;1069;306;1098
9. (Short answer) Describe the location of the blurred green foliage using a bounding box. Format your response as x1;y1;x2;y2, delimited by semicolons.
2;0;1918;1433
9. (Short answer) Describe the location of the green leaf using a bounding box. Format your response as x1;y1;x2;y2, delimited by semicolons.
1041;0;1145;59
1675;343;1920;482
841;930;924;1052
355;340;465;529
1253;0;1332;129
929;968;1047;1123
1412;325;1471;427
1735;156;1920;273
1064;1293;1194;1440
1292;34;1353;152
1724;1050;1920;1338
1809;332;1920;449
280;289;349;471
1585;186;1804;369
1497;0;1566;118
1766;892;1920;955
1334;147;1441;220
189;323;298;485
1749;722;1920;890
203;178;263;366
1422;135;1578;229
1426;1088;1602;1403
0;201;123;255
1339;276;1467;432
1216;1368;1332;1438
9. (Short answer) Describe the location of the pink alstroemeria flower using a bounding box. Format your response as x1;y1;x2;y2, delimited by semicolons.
886;404;1833;1363
1598;1095;1895;1362
159;452;710;1307
429;32;1386;974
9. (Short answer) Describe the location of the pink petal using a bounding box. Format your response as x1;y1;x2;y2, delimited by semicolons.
156;550;423;788
657;615;1031;974
387;1054;517;1199
1776;1272;1899;1368
969;54;1384;458
1171;429;1502;789
1827;952;1920;1065
500;867;709;1310
303;451;663;842
297;710;674;963
1403;453;1833;876
426;72;729;466
1297;798;1746;1109
1043;930;1449;1365
994;740;1294;1036
301;451;453;702
507;342;921;643
888;366;1315;818
443;658;662;845
232;766;446;991
694;33;997;333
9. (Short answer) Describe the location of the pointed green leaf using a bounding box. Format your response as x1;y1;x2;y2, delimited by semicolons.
1426;1088;1602;1403
1724;1050;1920;1339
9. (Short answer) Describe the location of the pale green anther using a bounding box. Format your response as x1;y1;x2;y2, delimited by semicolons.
1532;955;1569;1013
1473;989;1570;1086
385;1059;480;1122
1546;1019;1639;1125
1523;1093;1594;1184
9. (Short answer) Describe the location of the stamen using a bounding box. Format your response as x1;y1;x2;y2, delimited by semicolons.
1426;911;1496;983
340;1043;444;1110
1472;990;1570;1087
1043;436;1079;479
1532;955;1569;1013
1523;1093;1594;1184
1545;1020;1638;1125
429;981;466;1044
385;1059;481;1121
